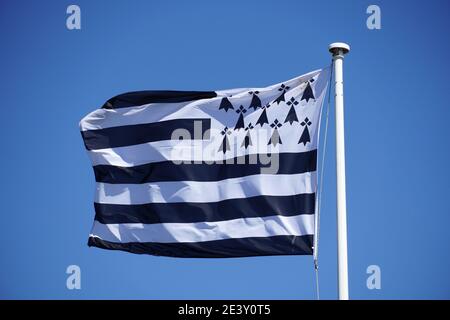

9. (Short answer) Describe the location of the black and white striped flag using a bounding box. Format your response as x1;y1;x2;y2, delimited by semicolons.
80;68;329;258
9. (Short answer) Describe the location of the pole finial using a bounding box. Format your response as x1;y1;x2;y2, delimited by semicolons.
328;42;350;56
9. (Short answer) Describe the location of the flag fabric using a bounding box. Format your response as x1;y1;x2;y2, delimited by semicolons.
80;68;329;258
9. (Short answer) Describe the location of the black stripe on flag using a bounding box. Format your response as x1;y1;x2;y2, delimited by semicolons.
88;235;313;258
94;150;317;183
94;193;315;224
81;118;211;150
102;90;217;109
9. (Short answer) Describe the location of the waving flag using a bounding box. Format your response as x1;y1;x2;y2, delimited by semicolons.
80;68;329;257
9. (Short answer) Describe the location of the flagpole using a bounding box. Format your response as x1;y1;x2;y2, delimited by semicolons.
328;42;350;300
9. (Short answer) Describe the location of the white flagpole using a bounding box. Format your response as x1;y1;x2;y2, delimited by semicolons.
328;42;350;300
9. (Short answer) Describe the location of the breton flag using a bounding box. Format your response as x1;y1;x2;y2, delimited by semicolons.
80;68;329;258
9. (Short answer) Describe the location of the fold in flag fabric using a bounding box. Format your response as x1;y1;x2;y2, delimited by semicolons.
79;68;330;258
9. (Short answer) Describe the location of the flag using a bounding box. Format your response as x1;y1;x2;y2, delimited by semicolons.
79;68;329;258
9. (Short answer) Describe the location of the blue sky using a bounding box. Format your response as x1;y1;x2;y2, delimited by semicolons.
0;0;449;299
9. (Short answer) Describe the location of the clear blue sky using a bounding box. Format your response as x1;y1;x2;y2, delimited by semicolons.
1;0;449;299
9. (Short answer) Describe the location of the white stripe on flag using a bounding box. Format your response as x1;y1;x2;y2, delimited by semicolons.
87;135;319;167
80;101;211;131
95;172;317;205
90;214;315;243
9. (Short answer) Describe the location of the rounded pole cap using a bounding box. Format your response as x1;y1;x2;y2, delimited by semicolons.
328;42;350;55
